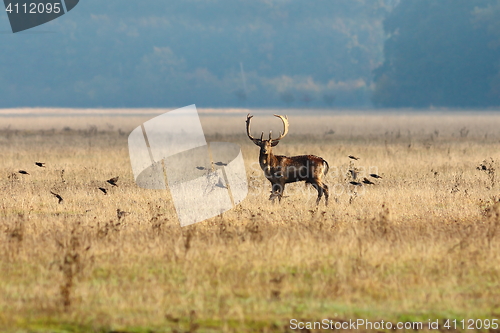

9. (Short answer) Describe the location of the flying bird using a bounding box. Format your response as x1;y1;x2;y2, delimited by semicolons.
18;170;30;175
99;187;107;194
214;161;227;166
349;181;363;186
35;162;45;167
348;155;360;160
196;166;206;170
370;173;383;179
50;191;63;204
106;176;119;187
362;177;375;185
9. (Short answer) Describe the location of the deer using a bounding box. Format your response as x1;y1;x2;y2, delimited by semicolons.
246;114;329;205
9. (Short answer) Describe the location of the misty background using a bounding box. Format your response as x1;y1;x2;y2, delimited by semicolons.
0;0;499;109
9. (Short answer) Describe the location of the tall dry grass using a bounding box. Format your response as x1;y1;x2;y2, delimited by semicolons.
1;110;500;332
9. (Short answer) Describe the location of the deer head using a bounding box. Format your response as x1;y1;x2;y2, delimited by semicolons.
246;114;289;154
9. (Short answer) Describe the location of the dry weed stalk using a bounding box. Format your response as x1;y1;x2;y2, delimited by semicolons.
55;225;90;311
477;158;496;188
4;214;25;259
485;202;500;248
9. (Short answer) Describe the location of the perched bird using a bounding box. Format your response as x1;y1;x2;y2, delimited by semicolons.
18;170;30;175
117;209;129;220
214;161;227;166
349;169;358;180
348;155;360;160
35;162;45;167
50;191;63;204
349;181;363;186
106;176;119;187
99;187;107;195
370;173;383;179
362;177;375;185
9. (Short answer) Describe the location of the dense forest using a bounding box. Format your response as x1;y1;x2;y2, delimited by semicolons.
0;0;499;108
0;0;392;108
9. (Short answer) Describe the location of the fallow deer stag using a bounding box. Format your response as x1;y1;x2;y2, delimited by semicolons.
246;114;329;205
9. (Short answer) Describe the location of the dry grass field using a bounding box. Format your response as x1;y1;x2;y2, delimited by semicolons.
1;109;500;332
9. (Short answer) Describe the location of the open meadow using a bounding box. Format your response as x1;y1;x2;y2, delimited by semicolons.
1;109;500;332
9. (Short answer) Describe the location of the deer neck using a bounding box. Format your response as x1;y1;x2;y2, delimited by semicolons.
259;150;278;172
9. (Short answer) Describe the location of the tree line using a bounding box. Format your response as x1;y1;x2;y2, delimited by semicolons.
373;0;500;108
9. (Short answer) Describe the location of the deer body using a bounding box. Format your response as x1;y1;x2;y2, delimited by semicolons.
247;114;329;205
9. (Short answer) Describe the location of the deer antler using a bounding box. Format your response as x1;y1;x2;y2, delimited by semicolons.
246;114;263;143
271;114;289;141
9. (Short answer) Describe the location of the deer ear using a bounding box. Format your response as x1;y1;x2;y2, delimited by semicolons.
252;139;262;146
271;140;280;147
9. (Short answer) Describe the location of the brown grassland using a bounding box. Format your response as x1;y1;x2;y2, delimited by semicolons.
1;109;500;332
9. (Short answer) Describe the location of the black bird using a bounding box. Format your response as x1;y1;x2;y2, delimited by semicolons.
348;155;360;160
370;173;383;179
362;177;375;185
196;166;206;170
349;181;363;186
50;191;63;204
99;187;107;195
106;176;119;187
214;161;227;166
35;162;45;167
18;170;30;175
117;209;129;220
349;169;358;180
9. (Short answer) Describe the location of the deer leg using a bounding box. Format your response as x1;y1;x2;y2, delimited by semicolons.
270;183;285;203
278;183;286;203
270;183;281;203
313;182;323;205
323;183;329;206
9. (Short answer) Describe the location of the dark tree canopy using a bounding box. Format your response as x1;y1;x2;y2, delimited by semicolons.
0;0;392;108
373;0;500;108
